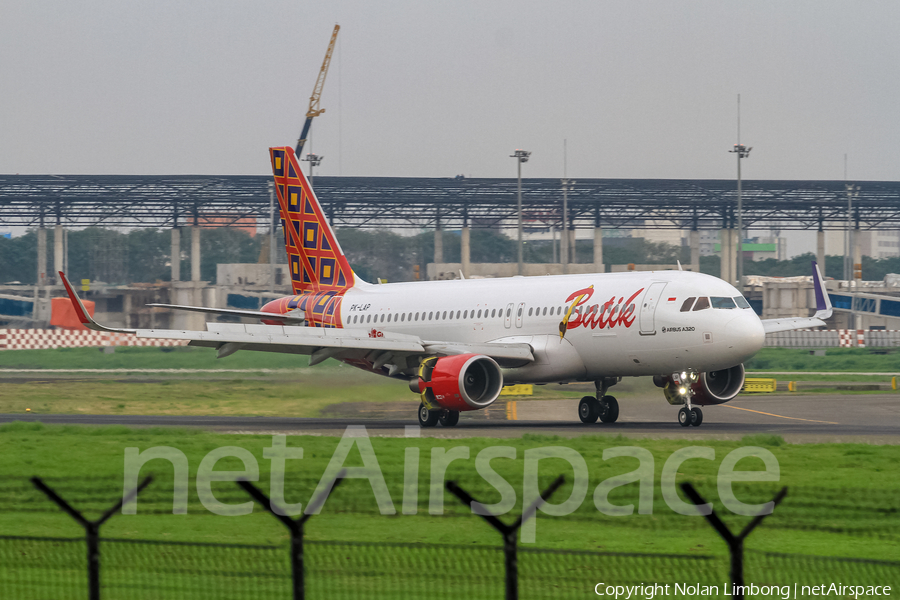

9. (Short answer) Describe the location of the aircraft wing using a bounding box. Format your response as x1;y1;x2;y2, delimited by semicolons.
760;261;833;334
761;316;828;334
59;272;533;370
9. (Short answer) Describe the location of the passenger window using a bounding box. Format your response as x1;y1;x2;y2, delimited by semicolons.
734;296;751;309
517;306;523;317
491;309;496;318
367;314;372;323
401;313;405;322
456;310;461;319
381;314;385;322
415;312;419;321
506;307;511;317
428;311;433;320
463;310;468;319
528;307;533;316
543;307;547;316
680;297;696;312
477;309;482;318
693;297;710;311
711;296;736;309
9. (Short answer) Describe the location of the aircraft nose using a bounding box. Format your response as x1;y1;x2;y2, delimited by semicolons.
724;312;766;359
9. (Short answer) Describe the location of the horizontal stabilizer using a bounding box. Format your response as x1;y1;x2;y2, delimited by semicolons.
147;303;306;325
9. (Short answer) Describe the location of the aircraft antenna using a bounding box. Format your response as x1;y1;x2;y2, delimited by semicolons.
296;24;340;157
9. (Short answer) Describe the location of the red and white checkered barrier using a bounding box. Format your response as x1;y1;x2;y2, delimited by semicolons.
0;329;188;350
837;329;866;348
766;328;883;348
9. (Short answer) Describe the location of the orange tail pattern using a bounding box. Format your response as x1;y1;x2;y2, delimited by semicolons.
269;146;355;328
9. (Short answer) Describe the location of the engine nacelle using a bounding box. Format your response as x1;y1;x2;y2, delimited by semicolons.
412;354;504;412
661;364;745;406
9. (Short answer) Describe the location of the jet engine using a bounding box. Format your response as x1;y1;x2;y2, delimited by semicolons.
411;354;504;411
658;364;745;406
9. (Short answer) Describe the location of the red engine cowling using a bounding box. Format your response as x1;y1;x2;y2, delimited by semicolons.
657;364;745;406
414;354;504;412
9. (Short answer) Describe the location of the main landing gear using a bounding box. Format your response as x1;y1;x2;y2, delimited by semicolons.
578;378;620;424
417;403;459;428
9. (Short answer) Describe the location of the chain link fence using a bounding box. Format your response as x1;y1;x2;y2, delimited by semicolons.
2;534;898;599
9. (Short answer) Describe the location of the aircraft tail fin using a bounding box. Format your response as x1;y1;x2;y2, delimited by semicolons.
811;260;833;319
269;147;358;295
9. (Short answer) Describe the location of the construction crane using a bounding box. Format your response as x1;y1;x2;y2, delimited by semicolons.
296;24;340;157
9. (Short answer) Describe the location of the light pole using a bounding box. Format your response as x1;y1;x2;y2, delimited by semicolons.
845;184;860;329
729;142;751;285
303;152;323;186
511;149;531;276
561;178;575;273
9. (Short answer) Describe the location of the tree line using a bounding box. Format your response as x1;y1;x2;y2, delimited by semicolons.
1;227;898;285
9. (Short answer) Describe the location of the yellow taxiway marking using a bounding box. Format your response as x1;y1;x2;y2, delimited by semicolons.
506;401;518;421
724;404;838;425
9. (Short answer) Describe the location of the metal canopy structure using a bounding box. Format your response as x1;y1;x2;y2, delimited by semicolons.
1;174;899;231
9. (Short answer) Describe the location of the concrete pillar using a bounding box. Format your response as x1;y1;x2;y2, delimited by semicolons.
37;227;47;287
54;225;64;284
171;228;181;282
569;228;577;264
460;226;470;278
123;293;133;329
434;227;443;264
720;228;733;283
816;229;826;272
593;227;603;273
191;226;201;282
690;229;700;273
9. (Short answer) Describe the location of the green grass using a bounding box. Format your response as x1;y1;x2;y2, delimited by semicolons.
746;347;900;372
3;346;900;374
0;375;409;417
0;345;321;371
0;424;897;560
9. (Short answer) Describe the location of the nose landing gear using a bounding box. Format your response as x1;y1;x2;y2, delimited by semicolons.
668;370;704;427
677;405;703;427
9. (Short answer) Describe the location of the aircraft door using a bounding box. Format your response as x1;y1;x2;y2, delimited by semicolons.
639;282;668;335
504;303;514;328
515;302;526;328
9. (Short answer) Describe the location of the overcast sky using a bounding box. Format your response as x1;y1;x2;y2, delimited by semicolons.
2;1;899;181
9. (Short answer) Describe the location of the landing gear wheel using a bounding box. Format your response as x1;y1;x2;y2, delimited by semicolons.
439;409;460;427
578;396;600;424
599;395;619;423
690;407;703;427
418;403;440;427
678;407;691;427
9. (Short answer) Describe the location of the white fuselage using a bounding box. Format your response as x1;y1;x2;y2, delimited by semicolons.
335;270;766;384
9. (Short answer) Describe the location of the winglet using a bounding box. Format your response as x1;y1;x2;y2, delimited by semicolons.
811;261;833;319
58;271;135;334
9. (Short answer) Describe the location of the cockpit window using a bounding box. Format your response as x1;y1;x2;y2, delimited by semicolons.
693;297;710;311
680;297;696;312
734;296;751;309
711;296;737;309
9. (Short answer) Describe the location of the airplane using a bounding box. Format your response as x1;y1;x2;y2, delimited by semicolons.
59;146;833;428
